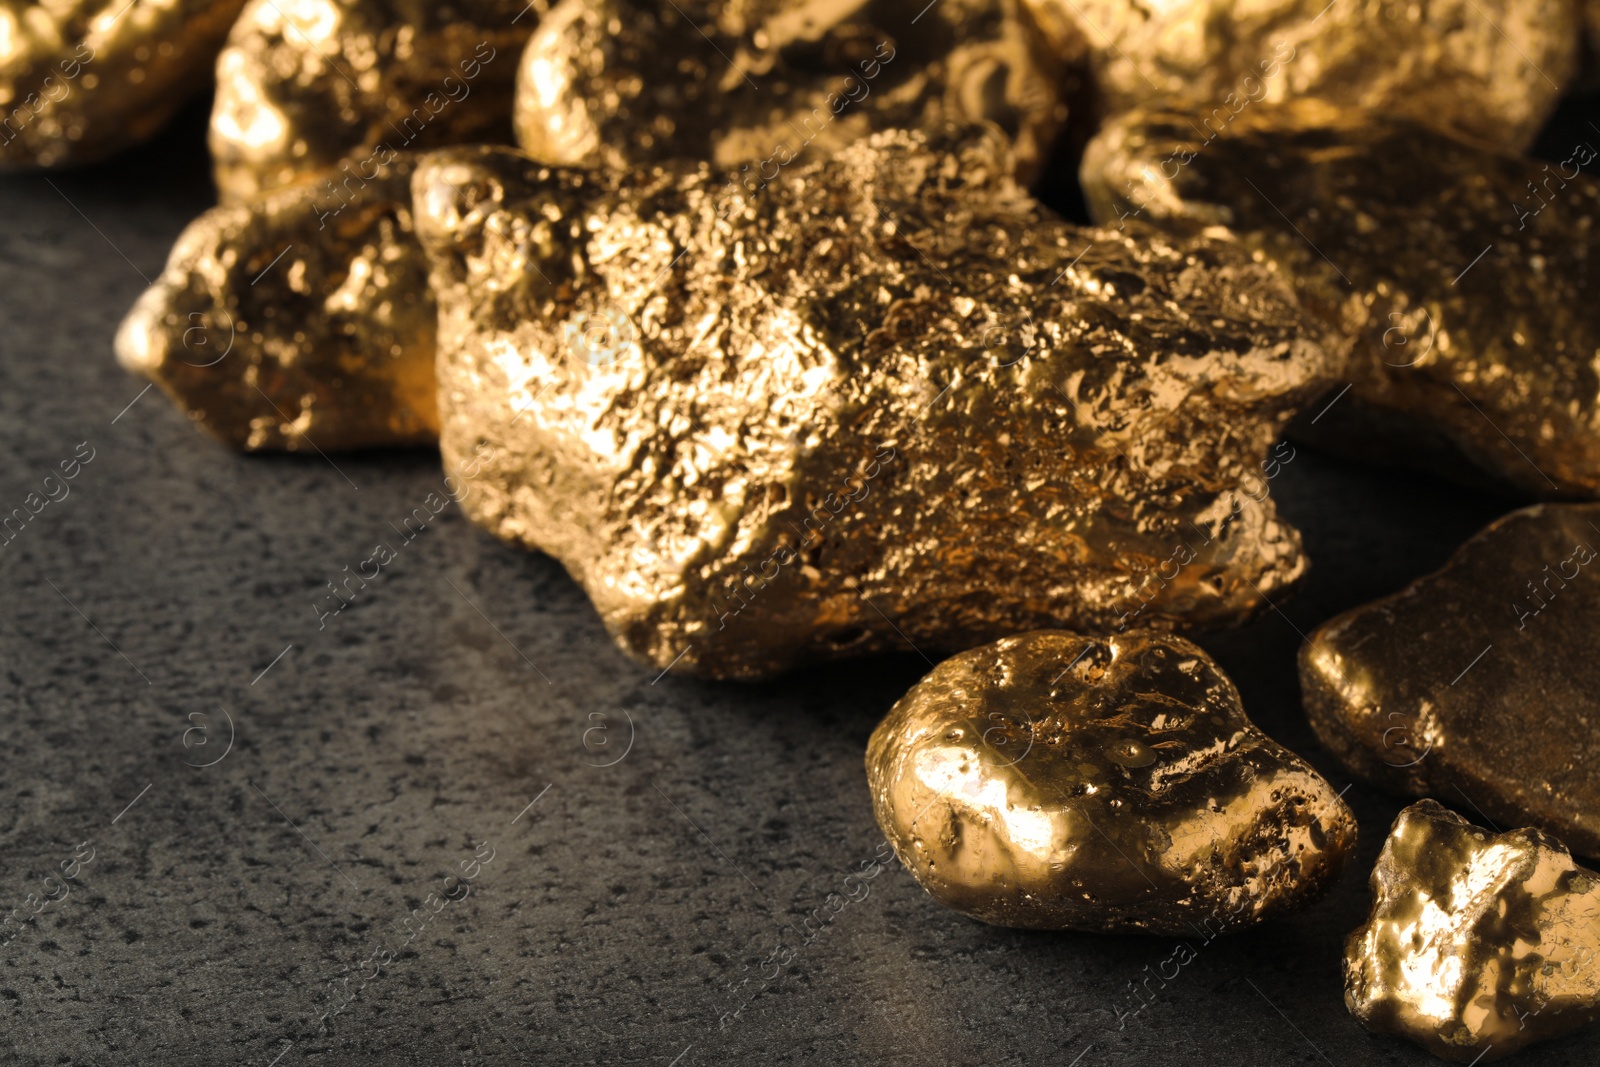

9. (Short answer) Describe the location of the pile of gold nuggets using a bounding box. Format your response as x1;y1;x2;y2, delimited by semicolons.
8;0;1600;1059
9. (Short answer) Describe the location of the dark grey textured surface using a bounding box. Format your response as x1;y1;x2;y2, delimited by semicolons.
0;99;1594;1067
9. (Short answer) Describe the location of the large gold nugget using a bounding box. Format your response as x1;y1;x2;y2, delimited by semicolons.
865;630;1357;933
412;126;1335;680
210;0;541;203
513;0;1066;185
1022;0;1577;151
0;0;246;168
1302;504;1600;858
1083;101;1600;499
117;158;437;452
1346;800;1600;1062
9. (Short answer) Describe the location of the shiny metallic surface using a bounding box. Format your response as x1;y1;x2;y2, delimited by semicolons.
1345;800;1600;1062
116;156;438;452
1301;504;1600;859
865;630;1357;933
0;0;246;167
1022;0;1578;150
513;0;1067;185
1083;101;1600;500
209;0;541;203
412;125;1335;680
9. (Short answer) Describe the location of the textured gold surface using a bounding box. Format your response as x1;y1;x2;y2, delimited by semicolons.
0;0;246;167
1023;0;1578;150
865;630;1357;933
513;0;1067;185
412;126;1336;680
1345;800;1600;1062
210;0;541;203
117;156;437;452
1302;504;1600;859
1083;100;1600;499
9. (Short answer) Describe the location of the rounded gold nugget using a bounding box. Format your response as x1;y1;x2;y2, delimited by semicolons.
866;630;1357;934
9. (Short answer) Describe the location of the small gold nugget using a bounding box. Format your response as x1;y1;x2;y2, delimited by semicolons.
1083;101;1600;499
865;630;1357;933
0;0;246;167
1302;504;1600;858
514;0;1066;184
117;157;437;451
411;126;1335;680
1346;800;1600;1062
1021;0;1577;150
210;0;542;203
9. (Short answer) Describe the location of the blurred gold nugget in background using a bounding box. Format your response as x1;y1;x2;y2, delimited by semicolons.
210;0;542;203
1;0;246;167
514;0;1067;184
1084;100;1600;499
1021;0;1579;150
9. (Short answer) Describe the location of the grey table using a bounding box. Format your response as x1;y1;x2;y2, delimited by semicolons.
0;98;1593;1066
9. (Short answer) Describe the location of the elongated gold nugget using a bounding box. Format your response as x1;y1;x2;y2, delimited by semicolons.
1302;504;1600;858
413;126;1335;679
866;630;1357;933
117;157;437;451
210;0;542;203
1083;101;1600;499
1346;800;1600;1062
514;0;1066;184
1022;0;1578;150
0;0;246;168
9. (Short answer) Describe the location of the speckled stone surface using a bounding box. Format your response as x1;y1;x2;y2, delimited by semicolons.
0;98;1597;1066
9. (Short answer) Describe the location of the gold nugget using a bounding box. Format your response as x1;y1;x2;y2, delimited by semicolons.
1346;800;1600;1062
412;125;1335;679
865;630;1357;933
1083;101;1600;499
1302;504;1600;858
117;157;437;451
513;0;1066;184
210;0;542;203
1023;0;1577;150
0;0;246;168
